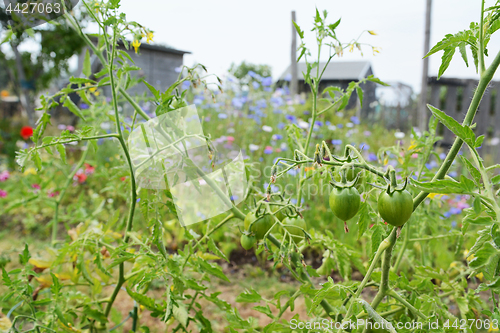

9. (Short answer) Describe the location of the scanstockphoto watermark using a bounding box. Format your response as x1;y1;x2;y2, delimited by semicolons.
288;318;500;332
289;319;423;331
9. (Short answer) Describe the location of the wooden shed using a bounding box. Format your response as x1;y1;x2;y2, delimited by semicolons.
278;60;377;117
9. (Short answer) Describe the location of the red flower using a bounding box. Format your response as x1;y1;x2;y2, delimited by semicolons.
20;126;33;140
74;171;87;184
84;163;95;175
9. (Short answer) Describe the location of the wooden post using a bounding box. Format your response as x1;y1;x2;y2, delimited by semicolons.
443;86;457;144
290;11;298;96
477;88;491;137
418;0;433;132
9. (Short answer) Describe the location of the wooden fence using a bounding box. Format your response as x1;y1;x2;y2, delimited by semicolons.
425;77;500;151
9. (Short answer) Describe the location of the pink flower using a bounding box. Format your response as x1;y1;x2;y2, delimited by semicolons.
0;170;9;181
66;125;75;132
32;184;41;190
47;191;60;198
226;136;235;143
411;153;418;159
0;189;7;198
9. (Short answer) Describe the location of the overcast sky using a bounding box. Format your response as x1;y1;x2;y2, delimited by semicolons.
118;0;499;94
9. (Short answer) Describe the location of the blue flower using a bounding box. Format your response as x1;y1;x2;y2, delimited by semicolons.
182;81;191;89
315;121;323;127
277;122;286;130
232;97;244;109
368;153;378;162
287;169;298;176
350;116;360;125
284;73;292;81
218;113;228;119
79;103;89;109
331;139;342;145
337;123;344;129
252;81;260;89
262;77;272;86
285;115;297;123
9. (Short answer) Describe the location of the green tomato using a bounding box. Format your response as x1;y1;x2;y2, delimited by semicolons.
171;98;187;110
281;216;307;243
329;187;361;222
240;234;256;250
271;205;286;221
244;212;273;240
377;190;413;227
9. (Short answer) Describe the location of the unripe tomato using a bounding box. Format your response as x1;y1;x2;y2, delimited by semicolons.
171;98;187;109
281;216;307;243
240;234;256;250
271;205;286;221
377;190;413;227
244;212;273;240
329;187;361;221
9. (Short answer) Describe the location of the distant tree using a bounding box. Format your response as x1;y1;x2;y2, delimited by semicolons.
0;7;87;125
228;61;272;84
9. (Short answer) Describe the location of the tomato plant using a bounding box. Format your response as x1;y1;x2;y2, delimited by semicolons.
1;1;500;332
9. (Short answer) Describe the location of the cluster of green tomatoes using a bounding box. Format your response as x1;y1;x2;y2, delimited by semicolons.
240;164;414;250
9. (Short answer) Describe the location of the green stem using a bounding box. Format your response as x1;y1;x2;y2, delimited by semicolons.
368;229;397;311
266;234;336;318
102;27;138;319
387;290;428;320
413;47;500;210
35;134;118;151
342;228;396;325
393;221;410;272
479;0;486;75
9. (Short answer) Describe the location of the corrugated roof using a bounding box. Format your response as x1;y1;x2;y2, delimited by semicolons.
278;61;371;81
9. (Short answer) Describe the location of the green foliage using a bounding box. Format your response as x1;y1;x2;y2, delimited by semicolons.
2;1;500;333
228;61;272;81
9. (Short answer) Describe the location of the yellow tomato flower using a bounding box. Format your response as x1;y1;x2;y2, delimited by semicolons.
428;193;444;199
408;140;417;150
476;272;484;281
147;32;154;44
0;315;12;331
132;39;141;54
372;46;381;55
24;167;37;175
368;30;377;35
